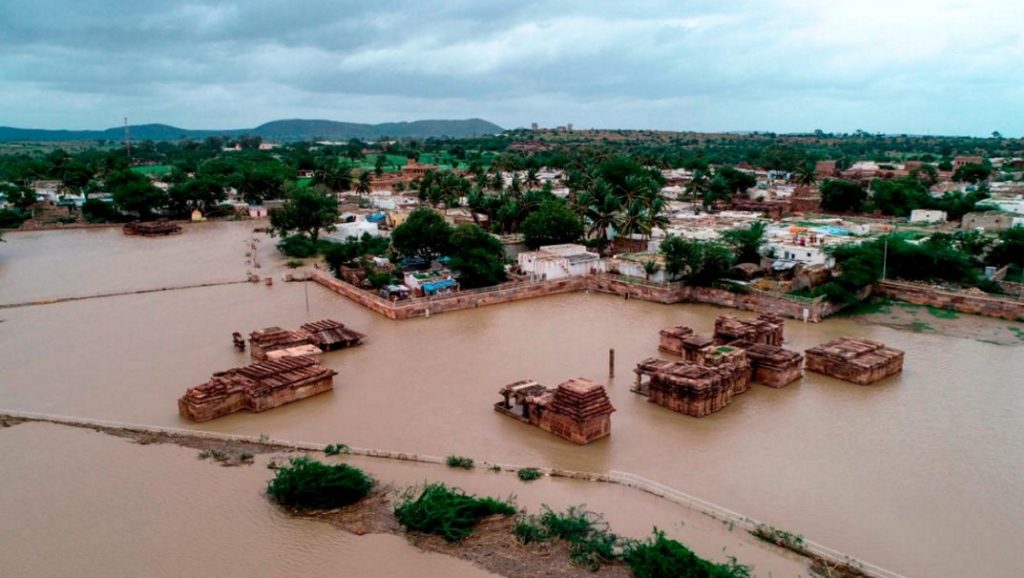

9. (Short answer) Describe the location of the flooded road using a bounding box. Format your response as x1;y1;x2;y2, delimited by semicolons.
1;222;1022;577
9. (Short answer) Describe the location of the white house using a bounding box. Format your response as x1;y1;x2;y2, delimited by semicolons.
909;209;947;224
517;244;604;280
325;220;381;242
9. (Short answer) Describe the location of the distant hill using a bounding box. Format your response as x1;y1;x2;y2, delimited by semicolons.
0;118;504;142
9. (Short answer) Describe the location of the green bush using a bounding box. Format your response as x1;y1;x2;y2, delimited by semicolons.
266;456;374;509
0;208;27;228
623;529;751;578
515;506;619;570
517;468;542;482
446;455;475;469
394;483;516;542
277;234;318;258
324;443;350;456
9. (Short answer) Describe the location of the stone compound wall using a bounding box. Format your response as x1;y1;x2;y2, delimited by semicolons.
313;271;847;322
874;280;1024;322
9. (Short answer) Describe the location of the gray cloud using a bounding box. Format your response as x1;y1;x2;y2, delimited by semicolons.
1;0;1022;135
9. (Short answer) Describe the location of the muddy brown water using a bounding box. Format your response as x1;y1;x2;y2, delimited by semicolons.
1;222;1022;578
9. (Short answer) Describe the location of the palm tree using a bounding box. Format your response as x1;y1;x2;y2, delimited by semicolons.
525;167;541;189
586;187;621;252
355;171;372;194
615;199;646;240
642;259;661;281
795;163;817;187
643;196;670;240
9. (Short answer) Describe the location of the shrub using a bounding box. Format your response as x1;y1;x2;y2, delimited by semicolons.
0;208;27;228
517;468;542;482
394;483;516;542
267;456;374;509
624;529;751;578
751;523;805;552
516;506;619;570
286;259;303;269
446;455;475;469
324;443;350;456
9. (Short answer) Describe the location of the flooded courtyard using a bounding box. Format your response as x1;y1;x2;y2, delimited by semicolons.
1;222;1022;578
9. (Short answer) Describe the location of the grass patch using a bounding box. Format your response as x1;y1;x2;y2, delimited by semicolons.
446;455;475;469
926;306;959;319
515;506;619;570
836;297;892;317
623;529;752;578
324;443;350;456
516;468;542;482
394;483;515;542
910;320;934;333
267;456;374;509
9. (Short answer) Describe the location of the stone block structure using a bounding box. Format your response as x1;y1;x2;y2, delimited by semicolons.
249;327;316;361
658;325;713;360
713;313;784;346
744;344;804;388
633;359;737;417
300;319;365;351
178;356;337;422
495;378;614;444
805;338;904;385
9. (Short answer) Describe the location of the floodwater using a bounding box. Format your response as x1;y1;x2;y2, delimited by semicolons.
1;222;1022;578
0;421;808;577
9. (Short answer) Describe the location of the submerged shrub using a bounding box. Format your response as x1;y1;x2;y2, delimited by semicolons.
324;443;350;456
623;529;751;578
394;483;515;542
267;456;374;509
446;455;475;469
517;467;542;482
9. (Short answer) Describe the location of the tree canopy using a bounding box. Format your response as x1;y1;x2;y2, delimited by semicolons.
448;223;507;288
521;200;583;249
269;185;338;244
391;207;453;262
819;179;867;213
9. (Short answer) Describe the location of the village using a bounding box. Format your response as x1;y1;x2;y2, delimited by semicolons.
2;130;1023;578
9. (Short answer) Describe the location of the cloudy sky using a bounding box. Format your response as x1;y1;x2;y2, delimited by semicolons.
2;0;1022;135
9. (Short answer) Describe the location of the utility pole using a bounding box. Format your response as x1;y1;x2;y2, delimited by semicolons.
124;117;131;162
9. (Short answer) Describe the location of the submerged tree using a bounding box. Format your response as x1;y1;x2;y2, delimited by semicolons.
269;185;339;244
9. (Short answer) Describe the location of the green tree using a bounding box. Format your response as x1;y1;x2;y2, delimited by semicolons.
0;182;36;211
952;163;991;184
819;179;867;212
870;178;930;217
168;177;225;215
521;200;583;249
721;221;767;263
355;171;372;194
660;236;734;285
449;223;507;288
108;170;167;218
269;185;339;244
987;228;1024;268
391;208;453;262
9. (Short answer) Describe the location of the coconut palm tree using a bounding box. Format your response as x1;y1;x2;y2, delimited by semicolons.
355;171;372;194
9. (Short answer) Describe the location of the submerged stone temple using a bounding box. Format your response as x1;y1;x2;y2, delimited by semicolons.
805;338;904;385
658;325;714;360
495;377;615;444
249;319;364;361
633;358;739;417
178;356;337;422
713;313;785;347
249;327;317;361
122;219;182;236
300;319;365;351
743;344;805;388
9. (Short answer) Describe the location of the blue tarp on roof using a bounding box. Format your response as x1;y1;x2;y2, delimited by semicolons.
422;279;457;293
366;212;386;223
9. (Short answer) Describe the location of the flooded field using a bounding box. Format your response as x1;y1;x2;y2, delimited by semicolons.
1;222;1022;577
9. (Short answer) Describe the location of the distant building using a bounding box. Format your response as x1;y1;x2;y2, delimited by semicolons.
953;156;984;169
